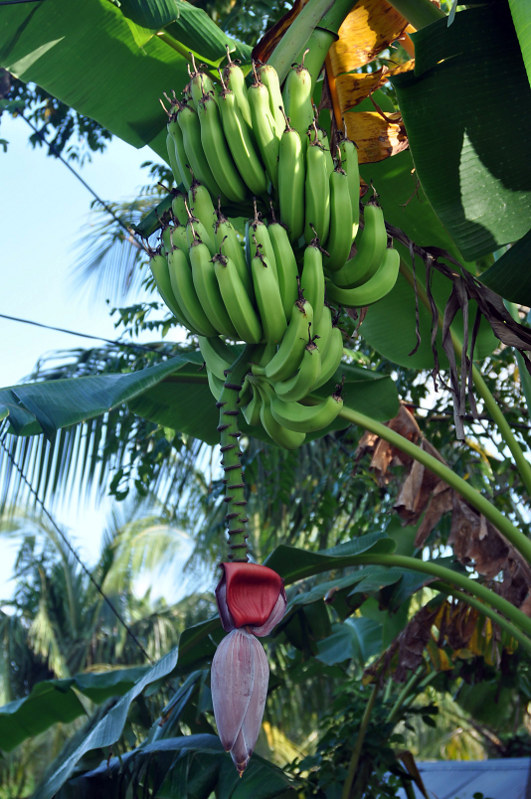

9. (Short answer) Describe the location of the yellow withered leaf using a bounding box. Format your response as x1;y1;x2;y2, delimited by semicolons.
335;61;414;112
344;110;408;163
336;69;388;111
328;0;410;75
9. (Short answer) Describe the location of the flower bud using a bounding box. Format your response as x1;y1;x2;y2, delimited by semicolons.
215;562;287;637
211;627;269;775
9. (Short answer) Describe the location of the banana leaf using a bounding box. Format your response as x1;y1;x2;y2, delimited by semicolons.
0;350;400;445
391;3;531;261
0;0;250;161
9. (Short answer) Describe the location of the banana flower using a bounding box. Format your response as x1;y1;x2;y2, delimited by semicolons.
211;562;287;774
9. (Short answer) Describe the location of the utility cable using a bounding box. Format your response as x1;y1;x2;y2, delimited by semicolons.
0;428;154;665
0;311;176;354
17;112;148;251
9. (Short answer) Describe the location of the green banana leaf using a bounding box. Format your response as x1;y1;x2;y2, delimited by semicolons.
32;646;180;799
316;617;383;666
0;664;149;752
391;3;531;261
508;0;531;87
0;348;400;445
0;353;204;438
0;0;250;161
354;244;498;370
477;229;531;306
59;735;297;799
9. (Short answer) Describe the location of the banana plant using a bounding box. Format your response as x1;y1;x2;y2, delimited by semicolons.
0;0;531;795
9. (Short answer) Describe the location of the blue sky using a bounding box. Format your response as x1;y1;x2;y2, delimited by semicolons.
0;113;198;603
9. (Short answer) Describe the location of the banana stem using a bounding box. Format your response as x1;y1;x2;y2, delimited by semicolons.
217;347;254;561
469;359;531;497
339;402;531;564
385;0;445;29
267;0;337;83
398;258;531;499
293;0;357;88
341;681;380;799
354;553;531;647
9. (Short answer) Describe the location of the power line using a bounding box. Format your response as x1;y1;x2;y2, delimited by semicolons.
0;311;177;354
17;112;148;251
0;427;154;664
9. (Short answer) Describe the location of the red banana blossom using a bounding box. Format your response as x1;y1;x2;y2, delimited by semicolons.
211;562;287;774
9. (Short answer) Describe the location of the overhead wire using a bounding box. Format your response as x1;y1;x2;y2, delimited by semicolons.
0;424;155;664
0;311;180;354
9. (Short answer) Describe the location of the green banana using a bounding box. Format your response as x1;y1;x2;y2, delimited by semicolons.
197;92;248;204
149;252;191;329
166;223;188;254
258;383;306;449
257;63;285;138
198;335;237;381
213;252;263;344
248;210;278;281
323;166;355;272
304;138;330;243
242;381;263;427
248;74;280;186
161;224;188;256
207;369;225;402
218;86;268;197
177;101;225;200
262;298;313;383
252;341;277;369
189;240;239;338
300;242;325;327
312;324;344;390
167;117;192;190
168;114;193;191
188;68;215;111
274;339;322;402
314;125;335;176
282;61;314;144
171;191;189;226
214;210;253;297
331;203;388;289
326;246;400;307
188;181;217;249
277;121;305;242
338;136;360;239
166;131;183;187
312;302;332;354
267;217;299;319
270;393;343;434
185;213;216;256
166;246;218;336
250;252;287;344
223;53;252;128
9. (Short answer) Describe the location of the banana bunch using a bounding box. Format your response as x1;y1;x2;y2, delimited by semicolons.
151;52;406;449
198;297;345;450
149;182;298;343
323;199;401;309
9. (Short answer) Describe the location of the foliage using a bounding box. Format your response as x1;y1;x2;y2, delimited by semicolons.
1;0;531;797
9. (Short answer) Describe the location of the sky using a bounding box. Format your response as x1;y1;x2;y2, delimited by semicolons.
0;112;200;604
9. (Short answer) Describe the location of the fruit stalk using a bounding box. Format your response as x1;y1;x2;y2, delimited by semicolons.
217;348;254;560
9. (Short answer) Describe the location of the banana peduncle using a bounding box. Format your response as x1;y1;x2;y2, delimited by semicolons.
217;348;254;561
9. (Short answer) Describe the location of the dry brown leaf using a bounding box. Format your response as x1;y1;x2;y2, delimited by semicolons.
335;69;389;111
449;496;509;579
335;60;415;112
327;0;409;75
344;110;408;162
413;482;453;547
